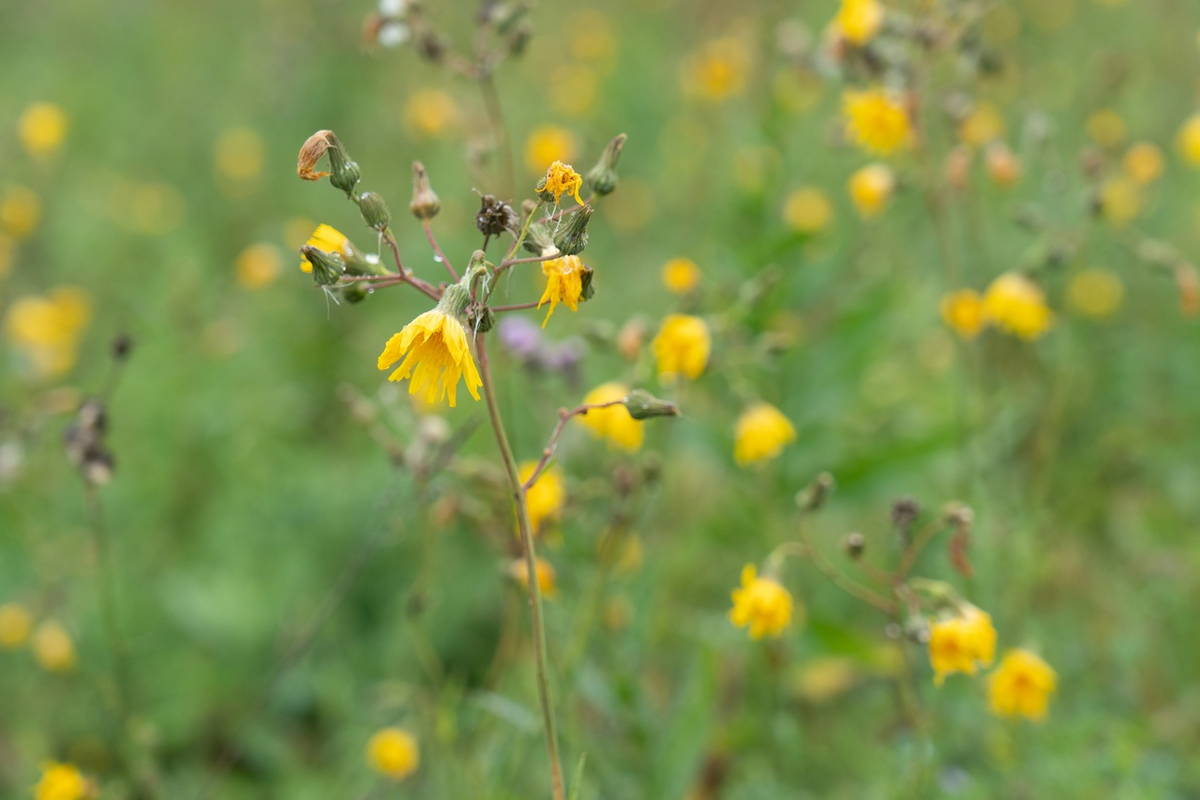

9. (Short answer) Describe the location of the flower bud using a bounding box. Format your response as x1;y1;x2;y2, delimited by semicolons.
410;161;441;220
358;191;391;231
795;472;834;511
553;203;593;255
300;245;346;285
464;303;496;333
326;135;361;196
522;221;555;255
579;263;595;301
586;133;627;196
622;389;680;421
340;282;370;304
843;532;866;559
475;194;518;236
296;130;334;181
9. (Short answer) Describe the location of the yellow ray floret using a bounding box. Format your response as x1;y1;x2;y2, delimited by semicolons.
377;308;482;407
538;255;585;327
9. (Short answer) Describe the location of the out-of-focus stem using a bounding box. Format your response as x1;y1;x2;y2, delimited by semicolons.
479;74;515;199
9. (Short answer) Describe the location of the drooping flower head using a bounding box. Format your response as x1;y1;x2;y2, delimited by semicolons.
834;0;884;46
519;462;566;535
927;605;997;685
983;272;1053;340
300;224;353;273
34;761;91;800
367;727;420;781
734;403;796;466
987;648;1057;722
844;88;912;155
539;161;584;205
652;314;711;381
576;382;643;452
538;255;585;327
729;564;795;639
848;163;895;218
940;289;986;339
377;286;482;408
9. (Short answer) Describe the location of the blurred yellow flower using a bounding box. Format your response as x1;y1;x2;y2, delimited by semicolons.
734;403;796;466
19;102;68;159
538;255;585;327
366;727;419;781
940;289;986;339
235;243;283;290
729;564;795;639
404;89;461;138
300;224;351;273
834;0;884;46
550;65;599;117
525;126;577;174
377;306;482;408
577;382;643;452
928;605;996;685
983;272;1053;340
959;102;1005;147
782;187;833;234
1;185;42;240
0;603;32;648
539;161;584;206
984;142;1021;187
509;556;559;597
1067;268;1123;318
1123;142;1164;184
1086;109;1127;148
214;127;265;180
33;619;76;673
661;257;701;294
848;163;895;218
988;648;1056;721
652;314;710;381
844;88;911;155
5;287;91;379
519;462;565;535
1099;175;1142;226
34;761;91;800
570;10;617;68
683;37;750;101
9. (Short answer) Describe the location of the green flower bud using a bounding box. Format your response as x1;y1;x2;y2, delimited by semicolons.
327;135;361;196
300;245;345;286
358;191;391;231
410;161;441;221
341;282;370;304
579;263;595;301
553;203;593;256
586;133;627;196
622;389;680;421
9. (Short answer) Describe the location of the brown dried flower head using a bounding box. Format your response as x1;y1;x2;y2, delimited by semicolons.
297;130;336;181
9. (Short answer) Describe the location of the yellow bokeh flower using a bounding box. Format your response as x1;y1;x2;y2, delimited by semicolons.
988;648;1057;721
683;37;750;101
1099;176;1142;226
652;314;711;381
984;142;1021;187
983;272;1053;340
214;127;265;181
19;102;68;159
34;761;90;800
576;382;643;452
299;224;352;273
927;605;997;685
1179;113;1200;165
539;161;584;205
538;255;585;327
729;564;795;639
404;89;461;138
782;187;833;234
734;403;796;466
1123;142;1165;184
0;603;33;648
1067;268;1123;318
377;302;482;408
509;556;559;598
519;462;565;535
844;88;911;155
366;727;420;781
1087;108;1127;148
834;0;884;46
959;102;1005;148
33;619;76;673
848;163;895;218
235;243;283;290
940;289;987;339
1;185;42;240
5;287;92;379
661;257;701;294
525;126;577;174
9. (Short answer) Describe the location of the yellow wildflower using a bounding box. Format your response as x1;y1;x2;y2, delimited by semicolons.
34;761;91;800
940;289;987;339
299;224;352;273
214;127;265;181
366;727;420;781
404;89;461;138
988;648;1057;722
729;564;795;639
834;0;884;46
1100;176;1142;225
782;187;833;233
1087;109;1127;148
683;37;750;101
1123;142;1165;184
844;88;911;155
927;605;997;685
509;557;559;598
0;603;32;648
734;403;796;466
537;255;584;327
848;163;895;218
983;272;1053;340
377;301;482;408
33;620;76;673
1179;113;1200;165
235;243;283;290
525;126;577;174
519;462;565;535
539;161;584;205
652;314;711;381
6;287;92;379
1067;268;1123;318
576;382;643;452
19;103;68;159
1;185;42;240
985;142;1021;187
661;257;701;294
959;102;1005;148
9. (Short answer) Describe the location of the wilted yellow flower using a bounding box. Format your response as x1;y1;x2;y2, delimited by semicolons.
988;648;1056;721
0;603;32;648
683;37;750;101
525;126;577;174
6;287;92;379
844;88;911;155
576;382;643;452
299;224;352;273
538;255;585;327
652;314;710;381
940;289;987;339
404;89;461;138
1099;175;1142;226
367;727;419;781
783;187;833;233
1087;109;1127;148
33;619;76;673
235;243;283;290
34;761;91;800
983;272;1053;340
662;257;701;294
214;127;265;181
1179;113;1200;165
377;303;482;408
834;0;884;46
734;403;796;466
19;103;68;158
848;163;895;217
539;161;584;205
985;142;1021;187
519;462;565;535
509;557;559;597
928;605;997;685
1123;142;1165;184
1;185;42;240
1067;268;1123;318
729;564;795;639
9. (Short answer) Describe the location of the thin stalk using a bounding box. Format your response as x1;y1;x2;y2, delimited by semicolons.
479;74;515;199
422;219;459;281
83;485;131;724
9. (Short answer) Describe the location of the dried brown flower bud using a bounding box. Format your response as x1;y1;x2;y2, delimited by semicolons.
844;532;866;559
475;194;518;236
297;130;335;181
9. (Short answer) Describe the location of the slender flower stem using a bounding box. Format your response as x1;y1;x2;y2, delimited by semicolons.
475;336;565;800
778;532;896;615
500;254;557;269
492;301;543;313
485;200;545;306
383;231;442;301
522;400;625;492
83;484;131;724
422;220;459;281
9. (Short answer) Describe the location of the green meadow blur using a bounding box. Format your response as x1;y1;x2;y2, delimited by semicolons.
3;0;1200;797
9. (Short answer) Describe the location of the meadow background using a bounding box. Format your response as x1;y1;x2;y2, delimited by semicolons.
2;0;1200;797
